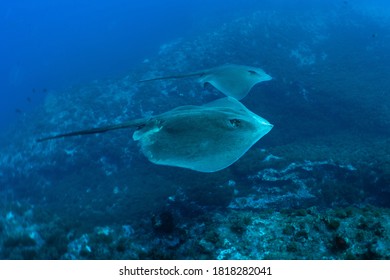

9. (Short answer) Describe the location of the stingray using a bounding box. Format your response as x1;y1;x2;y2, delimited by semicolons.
139;64;272;100
37;97;273;172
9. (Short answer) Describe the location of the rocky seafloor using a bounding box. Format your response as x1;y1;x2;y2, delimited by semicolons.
1;6;390;259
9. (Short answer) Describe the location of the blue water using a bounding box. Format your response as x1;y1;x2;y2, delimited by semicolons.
1;0;390;260
0;0;271;130
0;0;369;130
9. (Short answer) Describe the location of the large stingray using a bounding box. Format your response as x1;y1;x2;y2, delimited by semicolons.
37;97;273;172
139;64;272;100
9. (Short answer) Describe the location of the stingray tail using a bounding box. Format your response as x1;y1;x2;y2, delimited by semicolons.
138;71;205;83
36;118;146;142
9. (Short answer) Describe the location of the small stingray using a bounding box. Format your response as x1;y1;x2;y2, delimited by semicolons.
139;64;272;100
37;97;273;172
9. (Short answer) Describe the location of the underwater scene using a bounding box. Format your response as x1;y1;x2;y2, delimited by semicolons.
1;1;390;259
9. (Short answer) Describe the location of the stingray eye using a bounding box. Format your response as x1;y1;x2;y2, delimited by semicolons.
229;119;241;128
248;70;257;75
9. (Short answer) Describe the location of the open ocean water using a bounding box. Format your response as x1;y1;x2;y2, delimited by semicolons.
0;0;390;260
